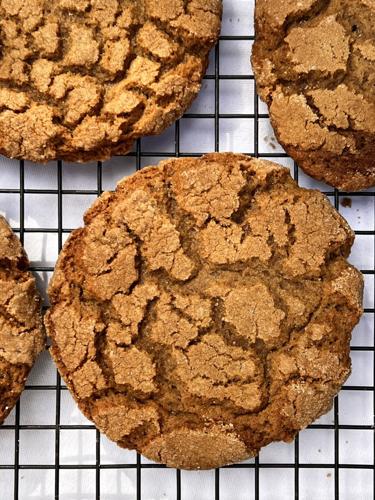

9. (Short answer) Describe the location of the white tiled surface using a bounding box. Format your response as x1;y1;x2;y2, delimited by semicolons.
0;1;374;499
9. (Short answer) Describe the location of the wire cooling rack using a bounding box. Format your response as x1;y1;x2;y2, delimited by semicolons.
0;1;374;499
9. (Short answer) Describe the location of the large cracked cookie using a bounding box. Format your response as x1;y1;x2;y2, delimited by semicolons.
252;0;375;191
0;216;44;424
46;153;363;469
0;0;221;163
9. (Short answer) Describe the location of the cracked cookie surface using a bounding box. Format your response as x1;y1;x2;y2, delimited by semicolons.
45;153;363;469
0;216;45;424
0;0;221;163
252;0;375;190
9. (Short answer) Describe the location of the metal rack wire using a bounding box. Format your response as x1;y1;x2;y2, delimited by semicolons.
0;1;374;498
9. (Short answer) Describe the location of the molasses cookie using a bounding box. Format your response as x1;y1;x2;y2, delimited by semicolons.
252;0;375;190
0;0;221;162
46;153;363;469
0;216;44;424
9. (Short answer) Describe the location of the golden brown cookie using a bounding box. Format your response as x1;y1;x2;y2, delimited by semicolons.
45;153;363;469
0;0;221;163
0;216;45;424
252;0;375;191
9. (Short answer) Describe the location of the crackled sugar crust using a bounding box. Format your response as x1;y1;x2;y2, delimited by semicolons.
46;153;363;470
0;0;221;163
252;0;375;191
0;216;44;424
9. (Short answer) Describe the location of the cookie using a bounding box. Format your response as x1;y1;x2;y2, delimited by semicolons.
45;153;363;469
252;0;375;191
0;216;45;424
0;0;221;163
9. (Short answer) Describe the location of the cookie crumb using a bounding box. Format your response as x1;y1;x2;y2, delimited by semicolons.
263;135;277;150
341;197;352;208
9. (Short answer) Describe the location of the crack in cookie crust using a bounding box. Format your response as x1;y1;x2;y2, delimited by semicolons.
0;216;45;424
252;0;375;190
45;153;363;469
0;0;222;162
